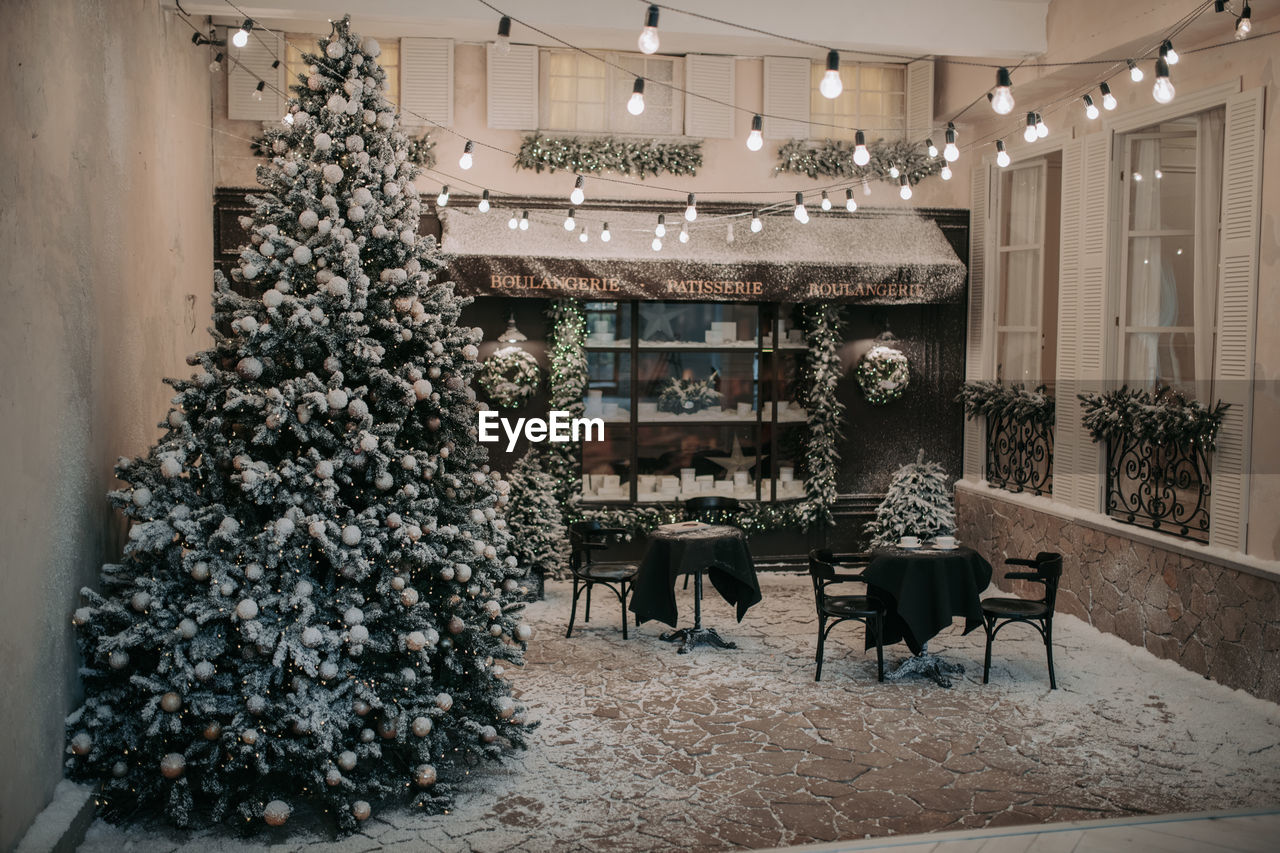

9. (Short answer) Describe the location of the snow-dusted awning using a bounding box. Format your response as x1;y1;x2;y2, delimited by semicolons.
438;208;966;304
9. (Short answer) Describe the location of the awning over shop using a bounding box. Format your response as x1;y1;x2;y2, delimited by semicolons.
439;208;967;304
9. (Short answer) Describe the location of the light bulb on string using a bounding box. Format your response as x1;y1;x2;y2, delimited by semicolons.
926;138;938;158
209;52;223;73
888;164;900;179
579;226;589;243
1127;60;1144;83
507;213;518;230
820;191;832;211
627;78;646;115
1161;39;1179;65
1083;94;1099;120
1152;58;1175;104
252;81;265;101
995;140;1010;168
654;214;666;237
990;67;1015;114
819;51;843;99
638;5;661;54
651;237;662;251
459;140;474;170
1036;113;1048;138
898;175;912;200
862;177;872;196
684;193;697;221
853;130;871;166
494;16;512;56
600;222;611;242
750;210;763;232
570;175;585;205
436;186;449;207
679;223;690;243
747;115;764;151
519;210;529;230
1101;82;1117;110
1236;3;1251;39
563;209;576;231
845;189;857;212
793;192;809;223
232;19;252;49
478;190;490;213
940;162;952;181
944;123;960;161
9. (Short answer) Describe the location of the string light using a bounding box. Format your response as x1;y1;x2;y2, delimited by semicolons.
1152;58;1175;104
563;209;576;230
898;175;912;200
1083;94;1099;120
654;213;666;237
750;210;762;232
507;213;518;230
845;189;857;212
1127;60;1144;82
1036;113;1048;138
862;177;872;195
990;67;1015;114
638;4;661;54
494;15;512;56
995;140;1010;167
1026;113;1040;141
252;80;265;101
579;226;589;243
458;140;474;170
943;123;959;162
940;162;952;180
747;115;764;151
1236;3;1251;39
1161;39;1179;65
679;222;690;243
853;130;871;166
888;164;900;179
819;50;843;99
627;78;645;115
820;190;831;211
519;210;529;230
231;19;252;49
600;221;611;242
478;190;490;213
1101;82;1117;110
651;236;662;251
926;138;938;158
684;193;697;221
209;52;223;73
436;185;450;207
793;192;809;223
570;175;585;205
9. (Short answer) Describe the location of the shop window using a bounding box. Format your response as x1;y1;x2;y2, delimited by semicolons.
540;49;683;135
808;62;906;141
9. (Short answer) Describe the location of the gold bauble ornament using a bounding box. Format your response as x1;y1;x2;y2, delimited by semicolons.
352;800;371;821
160;692;182;713
263;799;291;826
70;732;92;756
411;715;432;737
203;722;222;741
414;763;437;787
160;752;186;779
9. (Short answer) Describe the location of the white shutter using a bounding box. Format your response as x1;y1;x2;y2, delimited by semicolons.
762;56;810;139
1209;87;1264;551
905;58;934;142
1053;138;1085;507
228;32;285;120
401;38;453;127
963;162;991;481
683;54;735;138
487;43;538;130
1073;131;1112;512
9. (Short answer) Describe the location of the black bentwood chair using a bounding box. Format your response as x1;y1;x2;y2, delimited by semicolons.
807;550;886;682
680;496;742;590
981;552;1063;689
566;521;639;640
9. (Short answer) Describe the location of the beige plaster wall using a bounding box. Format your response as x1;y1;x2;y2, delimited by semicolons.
0;0;213;846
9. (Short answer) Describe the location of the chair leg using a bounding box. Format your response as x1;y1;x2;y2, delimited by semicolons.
682;572;690;590
620;581;629;640
873;616;885;683
815;616;826;682
566;578;581;638
584;583;592;623
982;616;995;684
1044;618;1057;690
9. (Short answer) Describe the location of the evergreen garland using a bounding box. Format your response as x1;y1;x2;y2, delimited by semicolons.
1079;385;1228;451
798;304;845;528
856;343;910;405
958;380;1055;426
774;138;942;184
405;133;436;169
515;134;702;178
864;450;957;547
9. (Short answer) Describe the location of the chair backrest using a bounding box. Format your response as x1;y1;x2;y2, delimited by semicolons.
567;520;606;574
1036;553;1063;613
685;496;742;524
807;549;836;606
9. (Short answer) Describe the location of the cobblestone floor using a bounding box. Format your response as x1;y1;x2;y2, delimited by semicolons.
81;573;1280;853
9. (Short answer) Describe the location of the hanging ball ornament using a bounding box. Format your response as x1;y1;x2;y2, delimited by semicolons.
377;718;397;739
195;661;215;681
326;767;342;787
349;624;370;644
203;722;222;741
263;799;292;827
299;209;319;229
132;487;152;507
495;696;516;719
406;630;428;651
342;525;362;546
112;761;128;778
241;729;259;745
109;650;129;670
160;752;186;779
480;725;498;744
237;357;263;380
411;716;433;737
323;164;344;184
352;800;371;821
236;599;259;620
160;692;182;713
455;564;473;583
401;587;420;607
70;732;92;756
130;591;151;612
515;623;533;642
353;698;371;716
337;750;357;771
414;764;438;787
435;693;453;712
447;616;465;635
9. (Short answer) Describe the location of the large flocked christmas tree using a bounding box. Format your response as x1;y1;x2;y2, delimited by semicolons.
65;17;532;832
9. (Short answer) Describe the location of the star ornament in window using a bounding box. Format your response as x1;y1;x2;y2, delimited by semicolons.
707;436;754;479
641;303;686;340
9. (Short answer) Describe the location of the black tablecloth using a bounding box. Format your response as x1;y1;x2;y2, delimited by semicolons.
629;525;761;628
863;547;993;655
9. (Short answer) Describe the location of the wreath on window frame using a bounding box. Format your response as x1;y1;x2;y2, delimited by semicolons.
856;344;910;405
478;346;541;408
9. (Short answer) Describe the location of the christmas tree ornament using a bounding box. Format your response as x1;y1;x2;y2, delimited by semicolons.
411;716;433;737
414;764;438;787
856;331;911;405
203;722;221;740
352;801;371;821
263;800;291;826
159;753;186;779
159;692;182;713
70;732;92;756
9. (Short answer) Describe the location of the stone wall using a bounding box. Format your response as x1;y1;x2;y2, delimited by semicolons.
956;488;1280;704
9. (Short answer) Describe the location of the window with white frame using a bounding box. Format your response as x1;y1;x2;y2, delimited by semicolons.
540;49;683;135
1116;108;1224;399
286;36;401;108
808;62;906;141
994;156;1061;386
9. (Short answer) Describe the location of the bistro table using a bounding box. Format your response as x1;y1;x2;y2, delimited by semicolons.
863;545;993;687
629;522;761;653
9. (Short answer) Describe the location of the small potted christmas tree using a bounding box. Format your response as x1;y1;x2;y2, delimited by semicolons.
865;450;956;547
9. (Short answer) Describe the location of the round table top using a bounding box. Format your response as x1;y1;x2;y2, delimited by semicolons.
648;523;743;542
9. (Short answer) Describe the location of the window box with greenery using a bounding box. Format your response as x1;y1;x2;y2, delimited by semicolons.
959;381;1055;496
1080;385;1228;543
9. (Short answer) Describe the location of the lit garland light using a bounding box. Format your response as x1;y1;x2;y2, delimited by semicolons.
459;140;474;170
990;66;1015;114
747;115;764;151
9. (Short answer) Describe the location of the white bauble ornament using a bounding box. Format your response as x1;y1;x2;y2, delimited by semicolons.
495;696;515;719
160;753;185;779
329;274;350;294
353;698;370;716
344;607;364;625
190;561;210;581
349;624;369;644
326;94;347;113
337;750;357;771
307;74;322;90
347;399;368;419
462;344;479;361
313;132;332;151
447;615;465;636
484;600;501;618
480;725;498;744
342;525;362;546
112;761;128;778
241;729;259;745
438;566;455;582
391;575;407;590
377;112;394;129
315;460;334;480
159;456;182;478
400;228;414;245
414;764;437;787
160;692;182;713
320;661;338;680
455;564;473;583
375;472;393;491
263;289;284;309
358;432;378;452
237;356;263;380
309;520;326;538
326;389;349;410
362;37;381;56
177;618;198;638
359;727;374;743
383;181;400;197
195;661;215;681
435;693;453;712
326;767;342;787
413;379;433;400
401;667;416;684
352;800;371;821
346;205;365;222
299;209;319;229
236;599;259;620
489;624;502;637
503;579;518;592
325;40;345;59
247;694;267;715
346;135;365;152
263;800;291;827
71;732;92;756
352;187;373;207
292;245;313;264
72;607;91;626
275;517;295;538
109;650;129;670
295;580;313;597
400;587;419;607
323;164;344;184
406;630;427;651
301;626;322;647
484;545;498;560
515;623;533;642
385;513;401;530
131;591;151;612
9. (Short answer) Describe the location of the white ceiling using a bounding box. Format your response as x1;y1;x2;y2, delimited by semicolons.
171;0;1050;60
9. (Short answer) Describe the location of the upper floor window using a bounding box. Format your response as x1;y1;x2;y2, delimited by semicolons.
1116;108;1224;398
540;50;683;135
809;62;905;141
286;36;401;109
